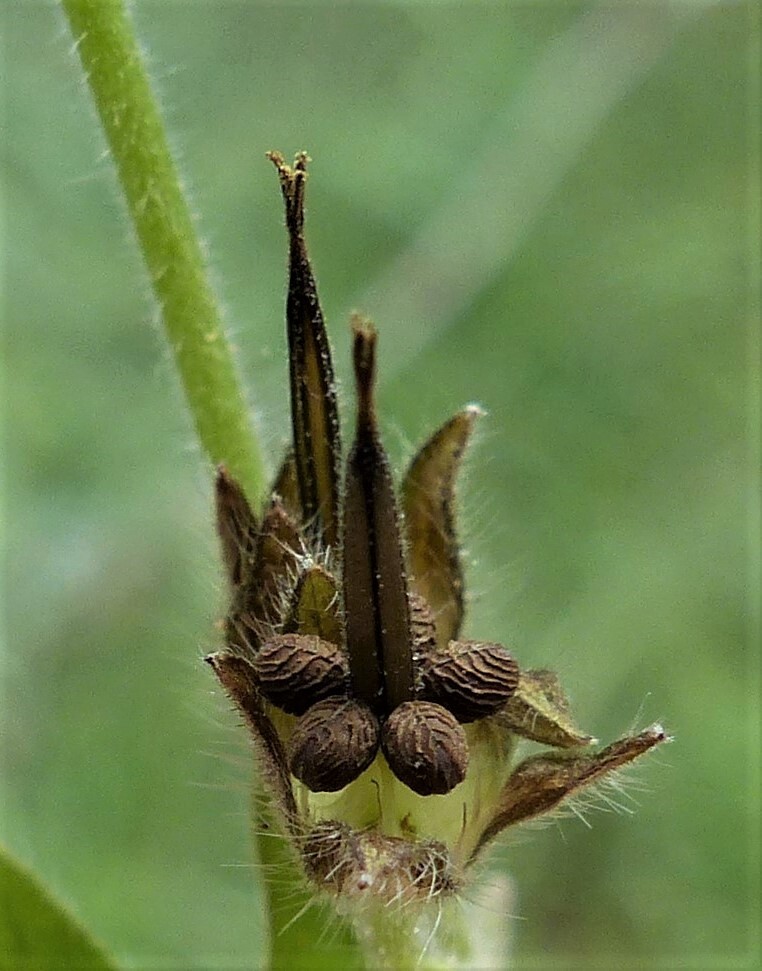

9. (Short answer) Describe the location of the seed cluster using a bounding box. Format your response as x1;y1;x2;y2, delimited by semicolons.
253;620;519;795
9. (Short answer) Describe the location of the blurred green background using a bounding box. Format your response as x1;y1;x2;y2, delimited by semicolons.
2;1;758;967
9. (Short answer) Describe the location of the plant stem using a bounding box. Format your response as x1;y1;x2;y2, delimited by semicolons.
352;900;466;971
352;903;431;971
352;879;514;971
61;0;267;503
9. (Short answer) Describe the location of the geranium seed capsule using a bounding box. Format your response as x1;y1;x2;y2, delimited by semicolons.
204;151;671;910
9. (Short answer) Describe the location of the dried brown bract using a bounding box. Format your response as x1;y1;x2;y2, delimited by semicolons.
206;151;670;907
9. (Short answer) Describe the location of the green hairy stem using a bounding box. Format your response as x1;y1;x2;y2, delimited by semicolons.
61;0;266;503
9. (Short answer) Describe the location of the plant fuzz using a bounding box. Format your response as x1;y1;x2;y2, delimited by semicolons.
206;152;669;907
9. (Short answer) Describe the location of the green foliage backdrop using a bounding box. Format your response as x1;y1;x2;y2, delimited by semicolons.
2;1;758;967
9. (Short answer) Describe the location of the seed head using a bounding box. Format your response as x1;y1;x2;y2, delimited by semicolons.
207;152;670;907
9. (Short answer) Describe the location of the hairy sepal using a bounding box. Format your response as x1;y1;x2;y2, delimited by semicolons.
402;407;482;648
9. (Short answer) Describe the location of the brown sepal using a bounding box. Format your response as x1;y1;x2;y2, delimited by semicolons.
471;724;669;860
498;668;595;748
270;450;301;522
233;497;301;648
205;651;297;825
215;466;258;589
402;406;482;647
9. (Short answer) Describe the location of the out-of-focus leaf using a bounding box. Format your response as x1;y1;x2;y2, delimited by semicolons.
0;846;116;970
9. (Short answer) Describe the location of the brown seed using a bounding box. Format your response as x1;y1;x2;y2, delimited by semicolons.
421;640;519;723
288;698;380;792
381;700;468;796
251;633;349;715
